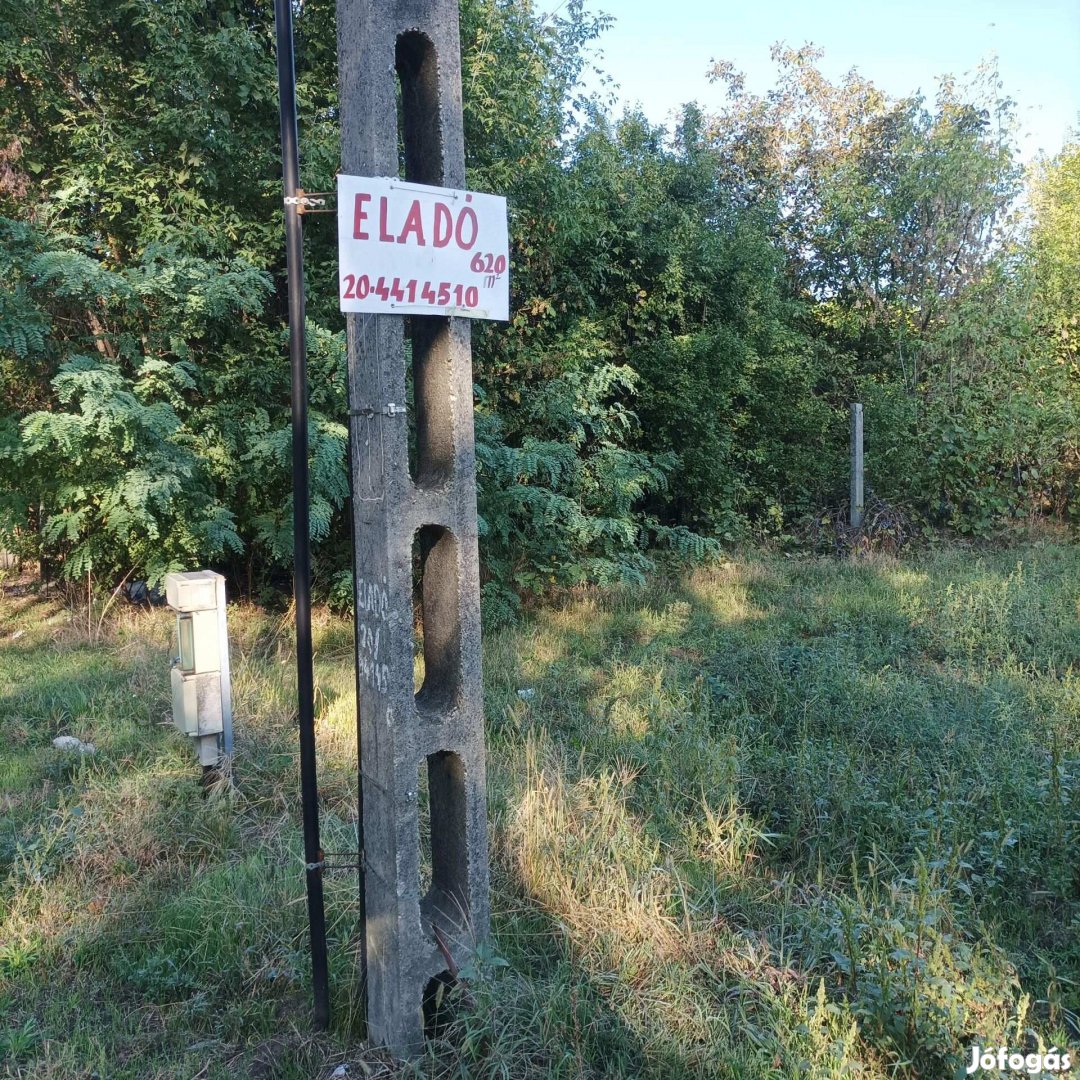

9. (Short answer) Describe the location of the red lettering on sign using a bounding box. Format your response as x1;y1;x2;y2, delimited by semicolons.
353;193;371;240
455;206;478;250
397;200;426;246
433;202;453;248
378;197;393;243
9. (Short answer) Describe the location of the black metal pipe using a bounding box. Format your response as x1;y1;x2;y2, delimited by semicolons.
273;0;330;1032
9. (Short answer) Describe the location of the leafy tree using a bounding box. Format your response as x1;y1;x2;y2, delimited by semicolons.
0;217;267;580
0;0;1074;596
1024;141;1080;517
706;50;1022;331
699;48;1072;534
558;106;843;533
0;0;348;582
1030;141;1080;341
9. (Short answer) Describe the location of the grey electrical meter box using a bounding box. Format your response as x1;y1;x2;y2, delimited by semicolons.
165;570;234;768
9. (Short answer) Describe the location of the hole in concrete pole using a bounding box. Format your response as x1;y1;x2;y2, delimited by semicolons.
417;752;469;936
403;318;418;481
425;750;469;926
417;759;432;896
422;970;455;1038
409;316;455;486
396;32;455;488
412;526;461;710
395;31;443;186
393;64;407;180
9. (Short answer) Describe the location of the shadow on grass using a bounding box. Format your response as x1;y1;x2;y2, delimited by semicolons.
0;599;371;1078
4;543;1079;1077
479;544;1080;1075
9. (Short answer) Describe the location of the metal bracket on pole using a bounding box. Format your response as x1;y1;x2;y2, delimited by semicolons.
284;189;338;214
349;403;408;419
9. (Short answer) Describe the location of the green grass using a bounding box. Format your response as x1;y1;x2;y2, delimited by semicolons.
1;536;1078;1077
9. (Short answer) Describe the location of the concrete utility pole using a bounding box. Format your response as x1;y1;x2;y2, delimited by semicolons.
850;402;865;529
337;0;490;1056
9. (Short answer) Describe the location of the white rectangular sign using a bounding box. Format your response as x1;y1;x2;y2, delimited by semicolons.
337;174;509;320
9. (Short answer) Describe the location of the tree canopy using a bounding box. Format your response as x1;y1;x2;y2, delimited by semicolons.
1;0;1076;607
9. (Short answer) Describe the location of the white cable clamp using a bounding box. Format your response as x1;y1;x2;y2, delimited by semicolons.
348;404;407;419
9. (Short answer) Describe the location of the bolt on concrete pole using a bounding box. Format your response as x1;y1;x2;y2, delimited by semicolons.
850;402;865;529
337;0;490;1057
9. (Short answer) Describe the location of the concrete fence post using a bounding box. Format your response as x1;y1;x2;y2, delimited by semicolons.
337;0;490;1056
850;402;865;529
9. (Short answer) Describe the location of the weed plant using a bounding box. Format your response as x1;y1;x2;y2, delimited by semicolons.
1;536;1078;1077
